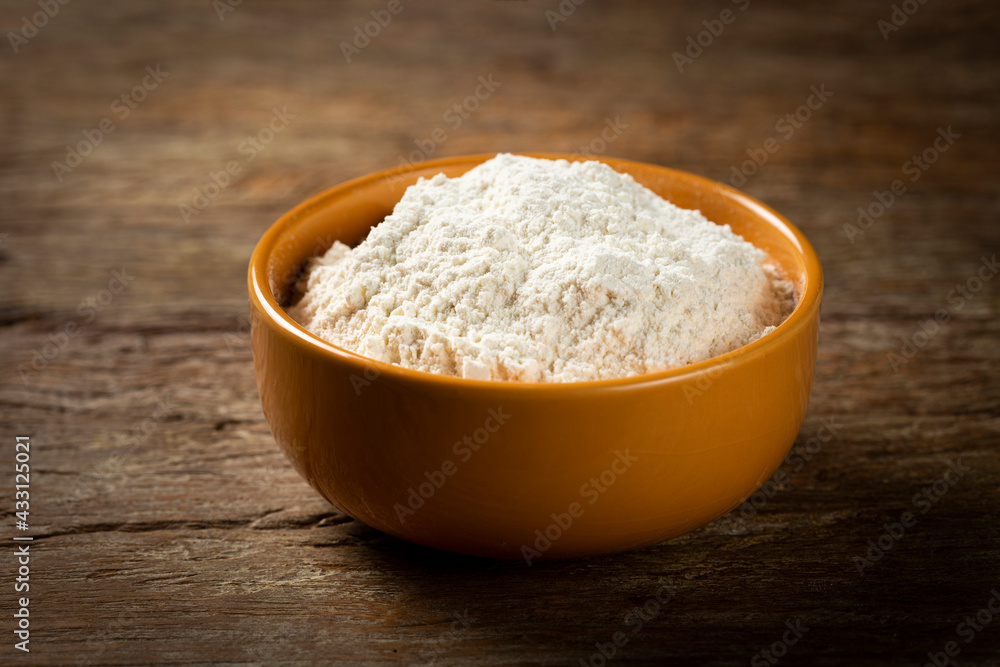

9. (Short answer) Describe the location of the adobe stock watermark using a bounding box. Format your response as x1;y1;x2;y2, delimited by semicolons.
75;611;137;666
178;106;295;223
681;355;746;405
390;75;502;178
213;0;242;21
852;457;970;576
577;116;629;157
672;0;750;73
51;65;169;182
393;407;512;524
579;579;679;666
877;0;930;41
121;397;174;450
349;361;382;395
922;588;1000;667
416;610;476;664
65;396;174;503
728;84;833;187
546;0;586;31
17;268;135;384
738;418;839;520
521;449;638;566
843;126;959;243
7;0;70;54
340;0;407;63
750;619;809;666
887;254;996;372
223;314;251;354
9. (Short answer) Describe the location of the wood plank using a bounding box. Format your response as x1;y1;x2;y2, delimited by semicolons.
1;0;998;664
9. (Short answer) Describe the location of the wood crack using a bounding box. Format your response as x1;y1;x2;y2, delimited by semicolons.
33;510;354;539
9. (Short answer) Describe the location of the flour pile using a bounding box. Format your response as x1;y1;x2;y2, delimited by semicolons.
288;154;795;382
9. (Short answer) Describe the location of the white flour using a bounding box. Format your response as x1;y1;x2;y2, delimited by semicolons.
288;154;795;382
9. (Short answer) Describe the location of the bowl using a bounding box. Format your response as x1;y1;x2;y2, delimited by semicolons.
248;153;823;561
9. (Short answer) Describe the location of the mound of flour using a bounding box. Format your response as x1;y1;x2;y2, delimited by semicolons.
288;154;795;382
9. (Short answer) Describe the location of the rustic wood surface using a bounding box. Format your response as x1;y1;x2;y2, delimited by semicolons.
2;0;998;664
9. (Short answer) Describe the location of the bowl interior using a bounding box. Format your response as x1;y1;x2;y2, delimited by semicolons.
262;154;815;314
253;153;821;393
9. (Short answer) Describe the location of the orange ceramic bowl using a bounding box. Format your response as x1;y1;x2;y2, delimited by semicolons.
249;154;822;561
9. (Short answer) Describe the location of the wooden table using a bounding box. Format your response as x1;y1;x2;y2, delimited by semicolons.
2;1;998;664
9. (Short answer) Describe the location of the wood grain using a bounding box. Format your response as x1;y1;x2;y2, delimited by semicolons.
1;0;998;664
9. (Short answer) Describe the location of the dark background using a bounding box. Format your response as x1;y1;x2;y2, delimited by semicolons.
1;1;998;664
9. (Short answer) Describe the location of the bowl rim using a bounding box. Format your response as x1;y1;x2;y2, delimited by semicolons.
249;152;823;392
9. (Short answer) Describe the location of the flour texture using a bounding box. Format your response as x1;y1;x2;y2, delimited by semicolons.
288;154;795;382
